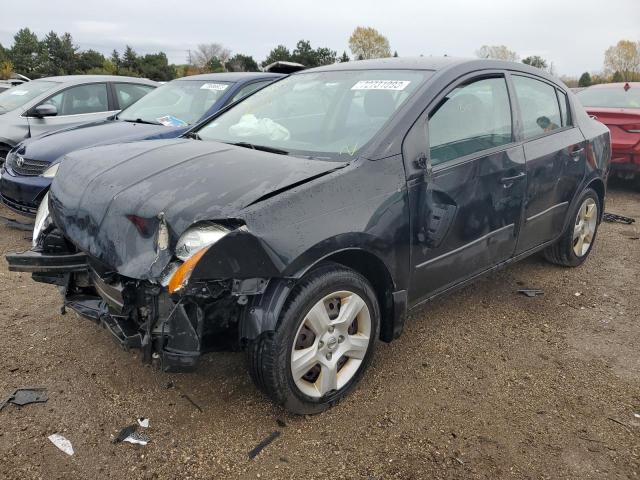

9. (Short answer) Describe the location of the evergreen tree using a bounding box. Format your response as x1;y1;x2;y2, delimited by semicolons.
578;72;592;87
10;28;42;76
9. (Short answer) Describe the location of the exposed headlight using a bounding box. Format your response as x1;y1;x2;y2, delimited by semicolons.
41;163;59;178
167;222;231;293
175;223;230;261
32;192;51;247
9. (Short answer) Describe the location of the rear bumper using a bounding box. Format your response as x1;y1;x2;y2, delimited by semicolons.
610;150;640;175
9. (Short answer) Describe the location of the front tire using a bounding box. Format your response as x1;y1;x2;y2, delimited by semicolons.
0;145;10;168
544;187;600;267
247;264;380;414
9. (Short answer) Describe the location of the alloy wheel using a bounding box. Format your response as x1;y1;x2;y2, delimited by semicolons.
290;290;371;398
573;197;598;257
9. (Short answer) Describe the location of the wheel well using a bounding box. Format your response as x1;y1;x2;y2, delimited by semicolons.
318;250;396;341
586;178;605;220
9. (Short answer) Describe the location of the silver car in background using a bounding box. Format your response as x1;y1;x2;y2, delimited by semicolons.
0;75;157;165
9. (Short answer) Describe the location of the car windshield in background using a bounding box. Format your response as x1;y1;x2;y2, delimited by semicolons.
577;86;640;108
197;70;431;160
0;80;58;112
118;80;233;126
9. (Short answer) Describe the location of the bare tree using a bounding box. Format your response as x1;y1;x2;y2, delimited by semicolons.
603;40;640;81
191;43;231;70
476;45;519;62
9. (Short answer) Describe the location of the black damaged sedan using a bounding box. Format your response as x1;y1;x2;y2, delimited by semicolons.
7;58;610;414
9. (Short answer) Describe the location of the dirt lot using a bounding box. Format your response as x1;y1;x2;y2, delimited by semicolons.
0;185;638;480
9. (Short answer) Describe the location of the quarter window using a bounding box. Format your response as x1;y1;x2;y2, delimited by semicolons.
429;77;513;166
512;76;562;138
42;83;109;116
557;89;571;127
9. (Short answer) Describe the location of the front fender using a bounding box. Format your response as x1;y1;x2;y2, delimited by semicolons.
189;229;286;280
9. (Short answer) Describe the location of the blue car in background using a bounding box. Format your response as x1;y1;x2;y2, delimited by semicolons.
0;72;283;216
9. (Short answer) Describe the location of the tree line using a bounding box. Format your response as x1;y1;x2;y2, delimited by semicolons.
475;40;640;87
1;26;637;88
0;26;395;81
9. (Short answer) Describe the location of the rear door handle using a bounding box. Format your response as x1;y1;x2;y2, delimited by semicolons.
570;147;585;160
500;172;526;186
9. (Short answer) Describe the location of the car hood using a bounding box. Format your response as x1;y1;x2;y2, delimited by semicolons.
49;139;345;279
20;120;182;163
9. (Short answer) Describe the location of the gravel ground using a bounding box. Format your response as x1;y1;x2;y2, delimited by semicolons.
0;185;638;480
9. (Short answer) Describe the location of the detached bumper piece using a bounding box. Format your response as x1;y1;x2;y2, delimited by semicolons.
6;250;88;273
6;229;240;372
0;193;38;217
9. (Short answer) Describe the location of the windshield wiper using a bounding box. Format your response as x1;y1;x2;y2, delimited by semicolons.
232;142;289;155
121;118;161;125
185;131;202;140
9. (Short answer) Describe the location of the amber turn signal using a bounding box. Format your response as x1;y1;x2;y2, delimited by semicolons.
167;247;209;294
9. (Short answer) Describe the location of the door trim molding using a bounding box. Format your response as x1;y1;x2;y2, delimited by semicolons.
525;201;568;222
415;223;515;269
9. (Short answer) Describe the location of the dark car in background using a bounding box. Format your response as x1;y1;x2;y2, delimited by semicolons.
0;72;282;216
0;75;157;165
8;58;610;414
576;82;640;186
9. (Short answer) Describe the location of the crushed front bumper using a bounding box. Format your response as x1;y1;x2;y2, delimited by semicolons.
7;247;238;371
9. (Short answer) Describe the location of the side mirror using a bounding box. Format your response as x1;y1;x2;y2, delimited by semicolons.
32;104;58;118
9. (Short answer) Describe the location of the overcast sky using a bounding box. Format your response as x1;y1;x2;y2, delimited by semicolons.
1;0;638;76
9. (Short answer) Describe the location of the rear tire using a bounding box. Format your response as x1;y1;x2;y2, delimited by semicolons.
543;188;600;267
247;263;380;414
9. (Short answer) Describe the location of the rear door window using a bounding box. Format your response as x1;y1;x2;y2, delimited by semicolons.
429;76;513;166
512;76;562;138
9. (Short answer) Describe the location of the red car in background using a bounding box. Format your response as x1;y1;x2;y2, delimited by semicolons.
577;82;640;186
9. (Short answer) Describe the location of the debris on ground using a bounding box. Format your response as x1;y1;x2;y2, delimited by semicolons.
48;434;74;456
112;425;137;444
0;387;48;411
0;215;34;231
113;418;151;445
518;289;544;298
276;418;287;428
137;417;150;428
123;431;150;446
248;431;281;460
603;212;636;225
181;393;203;412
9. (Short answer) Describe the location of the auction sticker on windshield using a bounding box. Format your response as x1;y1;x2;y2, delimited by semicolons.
157;115;188;127
200;83;229;91
351;80;411;91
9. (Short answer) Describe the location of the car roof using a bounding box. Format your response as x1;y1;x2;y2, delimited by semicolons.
32;75;157;86
301;56;564;85
585;82;640;89
172;72;284;83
